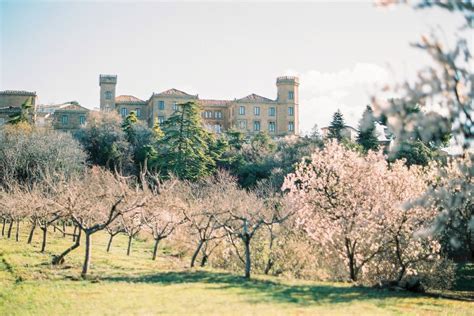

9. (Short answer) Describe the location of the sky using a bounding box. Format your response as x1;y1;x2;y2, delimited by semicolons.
0;0;465;133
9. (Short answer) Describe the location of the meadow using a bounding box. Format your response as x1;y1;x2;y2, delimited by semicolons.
1;228;473;316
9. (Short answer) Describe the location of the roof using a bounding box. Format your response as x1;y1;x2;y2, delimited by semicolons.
237;93;274;103
0;90;36;96
54;103;90;112
115;95;145;103
199;99;231;107
153;88;197;98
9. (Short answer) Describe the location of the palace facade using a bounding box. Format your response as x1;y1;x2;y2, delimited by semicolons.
100;74;300;136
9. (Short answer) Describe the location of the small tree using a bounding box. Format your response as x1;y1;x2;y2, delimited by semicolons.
8;97;33;125
327;110;346;142
356;106;379;152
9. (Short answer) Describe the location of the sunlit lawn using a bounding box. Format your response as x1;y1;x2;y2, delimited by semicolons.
0;226;473;315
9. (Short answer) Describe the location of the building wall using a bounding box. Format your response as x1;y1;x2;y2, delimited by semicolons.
52;110;89;131
148;95;198;126
116;102;148;121
99;75;117;112
231;101;280;135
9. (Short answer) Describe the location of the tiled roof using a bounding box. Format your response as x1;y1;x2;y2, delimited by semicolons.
0;90;36;96
237;93;274;103
199;99;231;107
115;95;145;103
154;88;196;98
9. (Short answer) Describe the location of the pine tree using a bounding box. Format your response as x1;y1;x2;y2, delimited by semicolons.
327;110;346;142
158;101;215;180
356;106;379;152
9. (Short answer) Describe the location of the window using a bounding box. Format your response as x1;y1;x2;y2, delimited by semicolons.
0;118;5;126
158;116;165;124
172;102;178;111
288;91;294;100
215;111;222;119
288;121;294;131
238;120;247;130
204;111;213;119
269;107;276;116
239;106;245;115
268;121;276;133
135;108;142;118
121;108;128;117
214;124;222;133
254;106;260;116
288;107;294;116
253;121;261;132
61;115;68;125
79;115;86;125
158;100;165;110
105;91;112;100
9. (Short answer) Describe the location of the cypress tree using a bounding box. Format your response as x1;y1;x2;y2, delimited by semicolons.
158;101;215;180
327;110;346;142
356;106;379;152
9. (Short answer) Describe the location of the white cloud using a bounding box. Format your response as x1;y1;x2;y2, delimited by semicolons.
286;63;390;134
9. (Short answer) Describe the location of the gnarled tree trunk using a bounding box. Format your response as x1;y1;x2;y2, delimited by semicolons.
190;240;204;268
52;229;81;265
81;232;92;278
27;221;36;244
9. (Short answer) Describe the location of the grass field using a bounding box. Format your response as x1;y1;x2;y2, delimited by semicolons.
0;227;473;315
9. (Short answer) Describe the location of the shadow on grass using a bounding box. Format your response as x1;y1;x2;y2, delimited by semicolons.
102;270;418;306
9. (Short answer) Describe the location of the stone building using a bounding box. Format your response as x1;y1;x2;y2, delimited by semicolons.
0;90;37;126
99;74;299;136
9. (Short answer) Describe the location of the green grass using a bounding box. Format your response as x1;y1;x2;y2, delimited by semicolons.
0;226;473;315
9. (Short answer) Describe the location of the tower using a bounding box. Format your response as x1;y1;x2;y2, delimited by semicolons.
99;74;117;111
276;76;299;135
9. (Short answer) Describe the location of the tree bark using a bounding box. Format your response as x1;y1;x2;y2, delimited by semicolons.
7;219;13;239
1;218;5;236
200;254;208;267
190;240;204;268
62;221;66;238
81;232;92;278
72;225;78;242
152;238;161;261
126;235;133;256
52;229;81;265
244;236;251;279
27;222;36;244
15;219;20;242
41;226;47;253
264;258;273;275
106;234;115;253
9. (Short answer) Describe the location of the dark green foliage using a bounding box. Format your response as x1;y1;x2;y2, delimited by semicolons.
327;110;346;142
390;140;434;166
8;97;33;125
356;106;379;152
157;101;216;180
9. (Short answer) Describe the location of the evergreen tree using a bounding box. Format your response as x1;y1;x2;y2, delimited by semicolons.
121;111;138;143
158;101;215;181
327;110;346;142
8;97;33;125
356;106;379;152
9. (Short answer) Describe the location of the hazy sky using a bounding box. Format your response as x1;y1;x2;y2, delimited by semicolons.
0;0;465;132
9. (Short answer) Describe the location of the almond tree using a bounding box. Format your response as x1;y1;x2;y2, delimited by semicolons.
283;141;448;284
105;219;124;253
52;167;146;277
121;211;143;256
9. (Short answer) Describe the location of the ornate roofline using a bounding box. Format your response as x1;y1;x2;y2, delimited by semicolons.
0;90;36;96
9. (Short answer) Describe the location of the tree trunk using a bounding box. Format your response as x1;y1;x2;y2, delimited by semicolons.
106;234;115;253
190;240;204;268
152;238;161;261
7;219;13;239
15;219;20;242
72;225;78;242
2;218;6;236
41;226;47;253
244;236;251;279
81;232;92;278
62;221;66;238
126;235;132;256
264;258;273;275
27;222;36;244
52;229;81;265
200;254;208;267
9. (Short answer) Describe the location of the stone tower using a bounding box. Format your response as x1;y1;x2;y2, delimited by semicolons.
276;76;299;135
99;74;117;111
